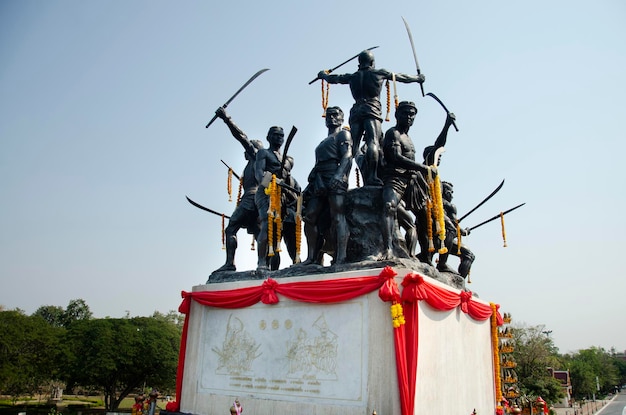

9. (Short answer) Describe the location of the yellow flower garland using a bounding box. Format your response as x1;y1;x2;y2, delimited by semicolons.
426;168;447;254
500;212;507;247
456;219;462;255
426;198;435;253
390;302;406;328
432;174;448;254
490;303;503;404
264;174;282;256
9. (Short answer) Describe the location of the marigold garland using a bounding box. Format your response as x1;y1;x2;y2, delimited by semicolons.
321;78;330;117
456;219;462;255
294;195;303;263
390;301;406;328
264;174;282;256
426;168;447;254
490;302;503;405
500;212;507;247
426;198;435;253
393;72;399;109
236;174;243;206
385;79;391;122
433;174;448;254
227;168;233;202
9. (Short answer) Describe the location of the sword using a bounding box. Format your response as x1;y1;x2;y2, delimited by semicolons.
468;203;525;231
279;126;298;176
220;159;241;181
401;17;425;97
308;46;379;85
205;68;270;128
426;92;459;132
186;196;231;219
458;179;505;223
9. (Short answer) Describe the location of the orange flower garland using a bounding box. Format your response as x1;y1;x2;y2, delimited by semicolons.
236;175;243;206
321;78;329;117
227;168;233;202
385;80;391;122
490;302;503;404
294;194;303;263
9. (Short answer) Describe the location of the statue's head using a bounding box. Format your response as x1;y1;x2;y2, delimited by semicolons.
325;106;344;127
441;181;453;201
266;126;284;147
395;101;417;126
358;50;375;69
397;101;417;112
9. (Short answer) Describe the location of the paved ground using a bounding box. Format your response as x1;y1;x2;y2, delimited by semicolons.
553;396;615;415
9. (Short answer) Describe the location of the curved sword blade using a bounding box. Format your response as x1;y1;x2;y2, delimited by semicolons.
468;203;525;232
426;92;459;131
206;68;270;128
279;126;298;175
458;179;505;223
401;16;425;97
186;196;230;219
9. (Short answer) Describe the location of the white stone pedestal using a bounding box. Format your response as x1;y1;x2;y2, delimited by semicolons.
179;267;496;415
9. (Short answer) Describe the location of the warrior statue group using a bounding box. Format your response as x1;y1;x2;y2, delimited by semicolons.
204;49;475;279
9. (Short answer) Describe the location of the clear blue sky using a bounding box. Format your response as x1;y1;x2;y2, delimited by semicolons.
1;0;625;354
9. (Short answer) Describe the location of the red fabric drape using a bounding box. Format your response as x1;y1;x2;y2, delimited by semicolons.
171;267;499;415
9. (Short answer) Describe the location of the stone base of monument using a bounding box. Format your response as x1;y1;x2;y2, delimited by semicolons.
177;266;498;415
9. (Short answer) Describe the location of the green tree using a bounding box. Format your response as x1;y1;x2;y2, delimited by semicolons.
34;305;65;327
64;317;179;410
34;299;92;328
0;310;65;401
62;299;92;326
512;324;565;404
564;347;619;399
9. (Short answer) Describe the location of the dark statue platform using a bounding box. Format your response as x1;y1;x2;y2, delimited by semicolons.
209;187;466;290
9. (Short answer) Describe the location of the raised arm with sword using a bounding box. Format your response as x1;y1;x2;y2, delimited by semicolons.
205;68;269;128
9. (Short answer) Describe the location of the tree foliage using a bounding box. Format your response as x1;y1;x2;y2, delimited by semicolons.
64;317;179;410
34;298;92;328
563;347;620;399
0;310;66;401
511;324;565;404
